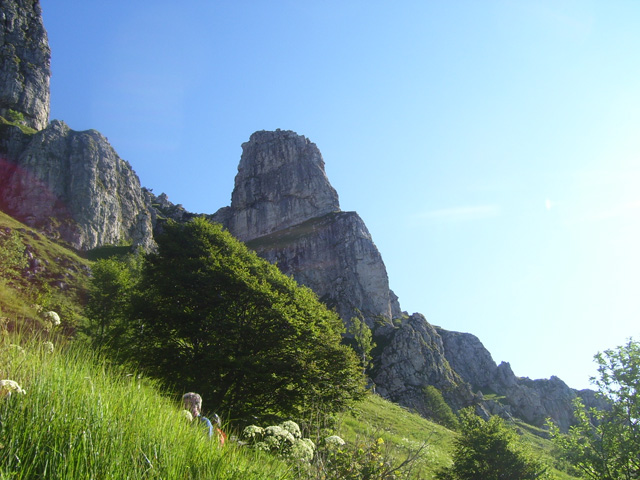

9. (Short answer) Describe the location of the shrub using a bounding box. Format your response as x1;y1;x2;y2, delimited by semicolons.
437;408;550;480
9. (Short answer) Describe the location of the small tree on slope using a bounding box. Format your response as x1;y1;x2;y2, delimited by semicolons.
437;408;550;480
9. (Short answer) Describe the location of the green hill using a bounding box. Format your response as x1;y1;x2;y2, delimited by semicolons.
0;212;578;479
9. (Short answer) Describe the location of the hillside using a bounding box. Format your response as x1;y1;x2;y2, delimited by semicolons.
0;330;291;479
0;212;578;479
0;210;89;330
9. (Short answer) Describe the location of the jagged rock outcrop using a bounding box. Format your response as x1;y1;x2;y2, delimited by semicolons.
0;1;154;251
0;0;50;130
437;328;607;430
0;120;155;250
214;130;341;242
373;313;475;416
213;130;401;325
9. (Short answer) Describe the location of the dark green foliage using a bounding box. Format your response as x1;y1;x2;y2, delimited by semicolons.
88;218;365;421
548;339;640;480
437;408;550;480
421;386;458;430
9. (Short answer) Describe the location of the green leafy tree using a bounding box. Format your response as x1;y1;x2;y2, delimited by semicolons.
548;339;640;480
85;255;141;353
348;316;376;373
128;218;365;420
437;408;550;480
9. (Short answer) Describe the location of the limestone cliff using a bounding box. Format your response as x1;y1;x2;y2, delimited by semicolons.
0;120;155;250
213;130;401;325
0;0;50;130
0;1;154;251
373;313;475;414
215;130;341;242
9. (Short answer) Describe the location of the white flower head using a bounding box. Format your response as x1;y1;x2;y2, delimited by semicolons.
289;439;315;462
242;425;264;441
43;341;54;354
43;311;61;326
0;379;26;398
324;435;346;447
280;420;302;439
8;344;25;356
265;425;295;444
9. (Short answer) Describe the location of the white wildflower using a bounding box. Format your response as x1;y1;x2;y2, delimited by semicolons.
289;438;315;462
43;311;61;326
324;435;346;446
265;425;296;446
0;380;26;398
242;425;264;441
280;420;302;439
43;341;54;354
8;344;25;356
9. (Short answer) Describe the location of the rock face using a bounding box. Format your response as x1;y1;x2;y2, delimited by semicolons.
0;0;50;130
373;314;475;413
213;130;400;325
215;129;601;431
245;211;401;324
0;120;155;250
217;130;341;242
0;1;155;251
437;329;607;430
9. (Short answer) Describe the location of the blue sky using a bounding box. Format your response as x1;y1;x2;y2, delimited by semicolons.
42;1;640;390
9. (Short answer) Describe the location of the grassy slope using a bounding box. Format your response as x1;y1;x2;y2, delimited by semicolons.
0;211;90;328
0;211;578;479
337;394;578;479
0;332;292;479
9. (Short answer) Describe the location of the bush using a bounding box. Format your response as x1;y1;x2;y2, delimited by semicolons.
437;408;551;480
89;218;365;421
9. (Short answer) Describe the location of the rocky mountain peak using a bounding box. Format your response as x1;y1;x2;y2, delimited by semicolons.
0;0;51;130
213;130;400;325
225;129;340;242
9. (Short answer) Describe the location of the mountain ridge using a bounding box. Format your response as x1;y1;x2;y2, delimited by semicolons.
0;0;605;432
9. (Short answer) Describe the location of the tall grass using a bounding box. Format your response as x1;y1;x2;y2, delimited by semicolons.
0;330;292;479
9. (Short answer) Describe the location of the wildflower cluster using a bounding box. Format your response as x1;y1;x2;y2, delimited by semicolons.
42;311;61;331
0;379;26;398
241;420;315;462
